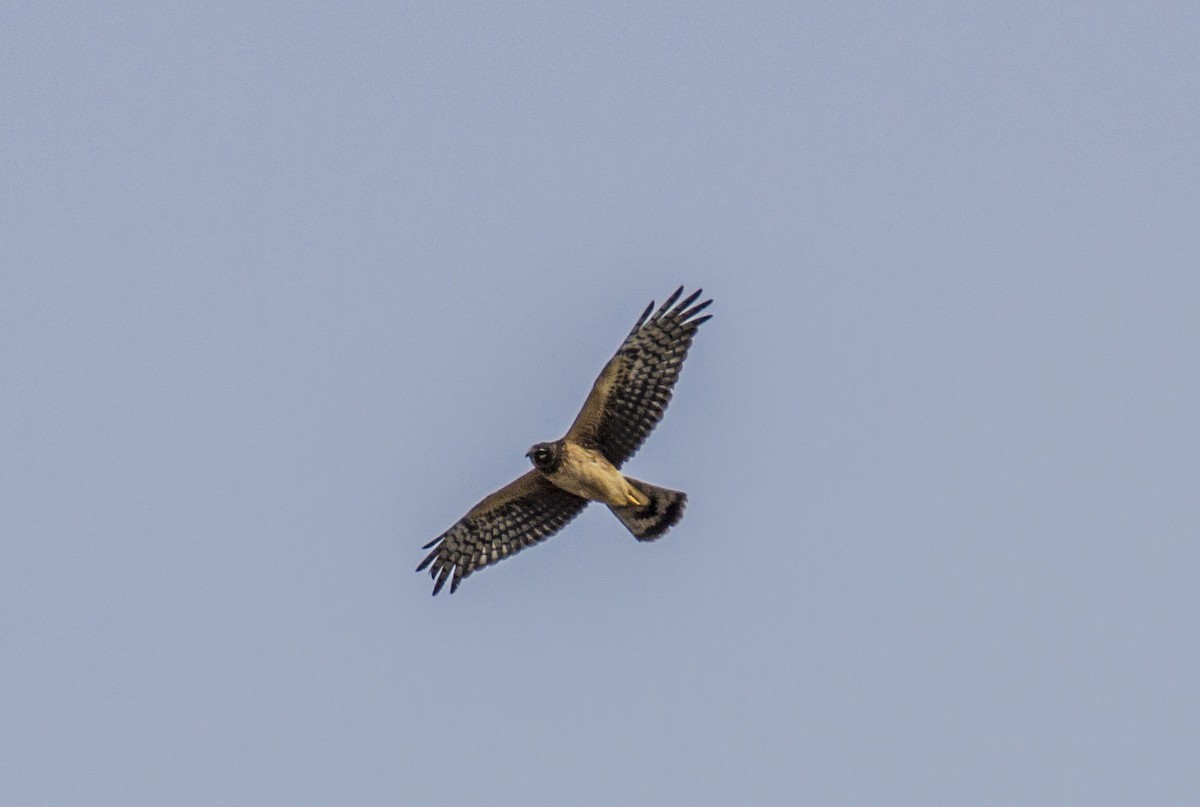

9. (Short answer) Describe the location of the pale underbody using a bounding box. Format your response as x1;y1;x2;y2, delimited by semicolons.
547;443;648;508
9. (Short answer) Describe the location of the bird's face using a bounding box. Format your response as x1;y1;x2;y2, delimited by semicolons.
526;442;560;473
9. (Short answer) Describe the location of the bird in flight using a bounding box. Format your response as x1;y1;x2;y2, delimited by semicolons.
417;286;713;595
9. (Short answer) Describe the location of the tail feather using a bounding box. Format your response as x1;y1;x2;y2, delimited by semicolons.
609;478;687;541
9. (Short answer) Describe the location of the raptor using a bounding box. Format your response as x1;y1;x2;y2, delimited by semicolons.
417;287;712;594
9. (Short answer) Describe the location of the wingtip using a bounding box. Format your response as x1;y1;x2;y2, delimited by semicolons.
654;286;685;319
633;287;713;333
630;299;655;334
680;298;713;323
415;547;438;573
432;564;452;595
675;288;703;312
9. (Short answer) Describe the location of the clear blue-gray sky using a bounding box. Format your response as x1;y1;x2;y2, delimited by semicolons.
4;3;1198;804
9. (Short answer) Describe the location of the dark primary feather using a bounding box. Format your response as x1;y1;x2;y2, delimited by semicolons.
568;286;712;468
417;471;588;595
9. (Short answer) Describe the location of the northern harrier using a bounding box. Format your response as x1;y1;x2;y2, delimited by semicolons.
417;286;712;595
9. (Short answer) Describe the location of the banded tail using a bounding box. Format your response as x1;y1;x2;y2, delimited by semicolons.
609;477;687;541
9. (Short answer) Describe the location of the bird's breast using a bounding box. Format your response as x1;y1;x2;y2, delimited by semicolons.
548;443;633;507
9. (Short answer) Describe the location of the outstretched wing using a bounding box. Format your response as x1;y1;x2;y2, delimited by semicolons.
566;287;712;467
417;470;588;595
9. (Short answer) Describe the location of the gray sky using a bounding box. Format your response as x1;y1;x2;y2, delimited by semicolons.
4;2;1198;805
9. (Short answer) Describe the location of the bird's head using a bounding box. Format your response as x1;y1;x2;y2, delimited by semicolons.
526;441;561;473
